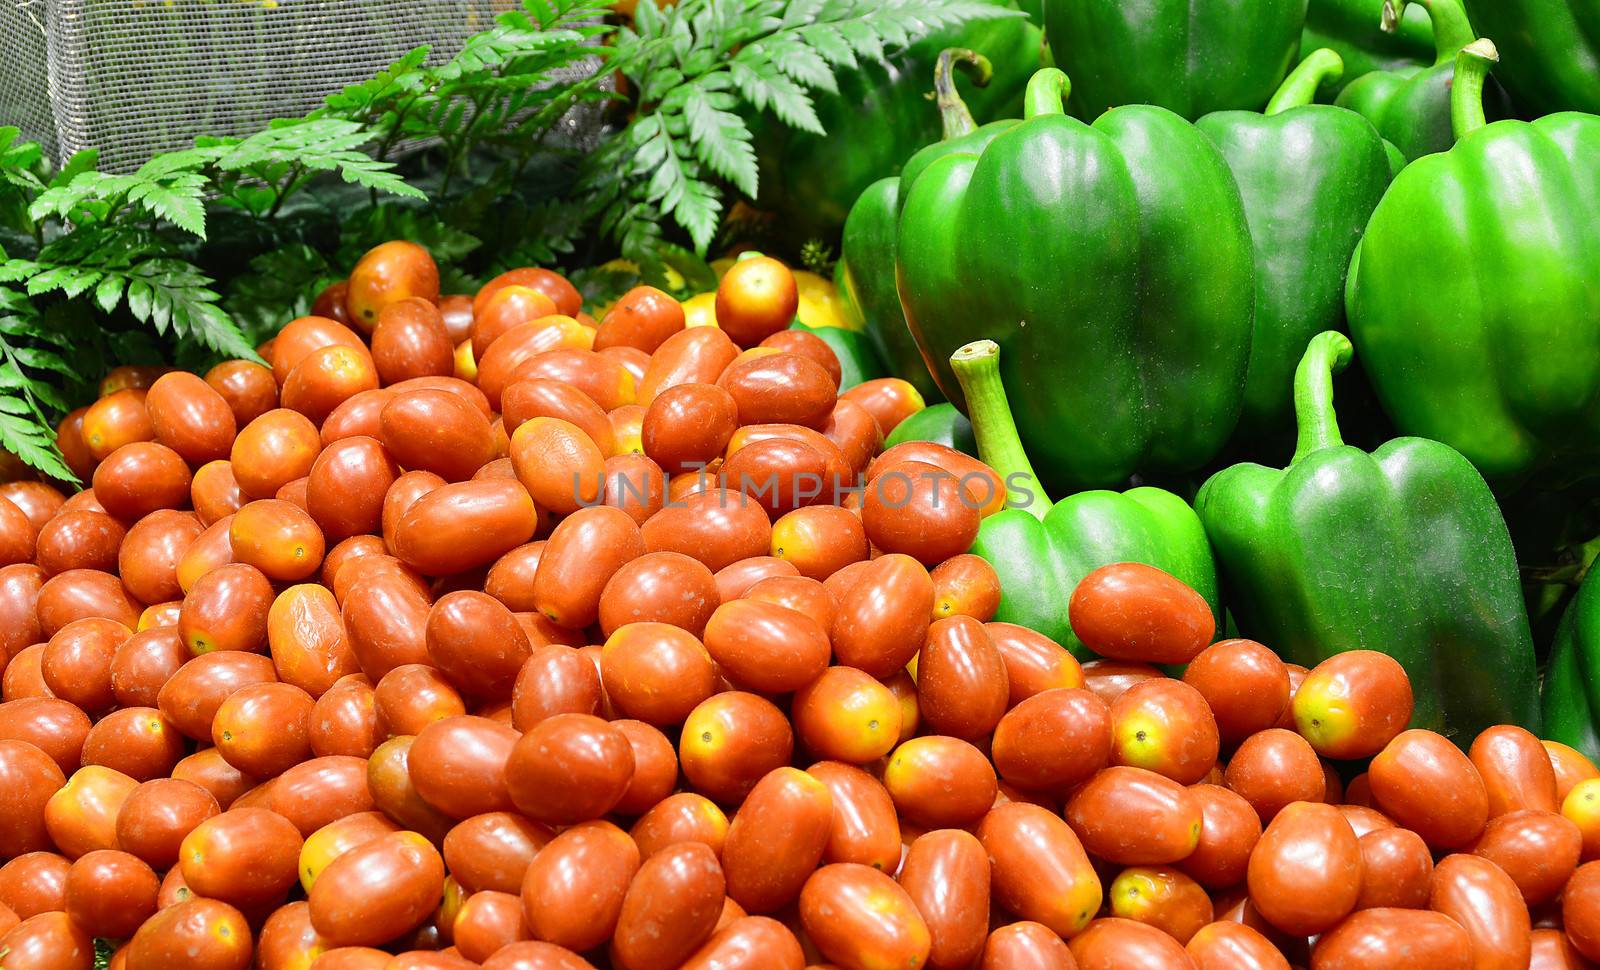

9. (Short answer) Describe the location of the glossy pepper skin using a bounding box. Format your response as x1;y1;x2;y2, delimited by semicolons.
1197;331;1541;744
1300;0;1432;93
897;68;1255;491
883;403;976;456
837;50;1018;401
1334;0;1510;162
951;340;1219;660
752;0;1039;244
1346;41;1600;487
1044;0;1308;118
1463;0;1600;115
1544;570;1600;763
1196;50;1395;433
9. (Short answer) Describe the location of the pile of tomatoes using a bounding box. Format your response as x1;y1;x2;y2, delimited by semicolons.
1;241;1599;970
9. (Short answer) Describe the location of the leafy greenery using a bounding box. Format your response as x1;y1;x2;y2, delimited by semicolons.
0;0;1017;478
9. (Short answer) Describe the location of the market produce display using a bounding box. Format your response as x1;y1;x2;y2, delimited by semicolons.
3;0;1600;966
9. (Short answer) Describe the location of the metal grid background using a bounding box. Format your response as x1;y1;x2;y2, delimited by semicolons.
0;0;594;171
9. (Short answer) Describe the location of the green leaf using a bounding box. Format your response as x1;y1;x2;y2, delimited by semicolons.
682;85;758;198
0;406;73;482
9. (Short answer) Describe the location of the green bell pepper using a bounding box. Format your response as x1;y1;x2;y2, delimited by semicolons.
1301;0;1433;92
1197;331;1541;743
883;403;977;456
1196;50;1395;435
1333;0;1509;162
1346;41;1600;486
752;1;1040;245
837;49;1018;401
1544;569;1600;763
1043;0;1308;118
1463;0;1600;115
951;339;1220;659
788;321;884;393
897;68;1255;491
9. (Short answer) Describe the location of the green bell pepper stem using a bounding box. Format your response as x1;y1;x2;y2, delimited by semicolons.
1266;48;1346;115
1024;68;1071;119
934;49;994;140
1451;38;1498;139
950;339;1053;520
1385;0;1477;65
1292;331;1354;462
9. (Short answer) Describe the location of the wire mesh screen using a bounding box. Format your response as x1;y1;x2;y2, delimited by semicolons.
0;0;599;172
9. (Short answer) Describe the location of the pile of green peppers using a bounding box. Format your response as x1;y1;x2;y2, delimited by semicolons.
792;0;1600;746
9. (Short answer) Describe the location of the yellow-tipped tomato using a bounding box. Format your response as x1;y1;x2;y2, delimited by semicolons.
1564;777;1600;861
1292;650;1414;760
682;291;719;329
792;667;901;764
1108;866;1213;944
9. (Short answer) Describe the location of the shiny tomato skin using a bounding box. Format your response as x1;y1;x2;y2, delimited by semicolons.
179;806;303;908
720;767;833;914
0;739;65;857
792;666;901;766
341;570;432;682
118;509;203;606
82;389;155;462
442;812;552;896
611;719;678;816
191;460;246;526
381;389;495;484
806;760;901;873
506;713;635;825
156;649;278;741
640;488;773;574
310;675;381;758
1109;679;1220;785
1247;800;1362;936
677;915;803;970
503;378;615;455
800;866;934;968
702;598;830;694
267;584;357;698
1065;766;1203;866
305;436;398;543
521;820;640;952
532;506;645;630
231;408;322;500
0;852;70;919
373;663;465;737
1225;728;1326;821
610;840;726;970
977;802;1102;939
831;553;934;679
987;622;1085;707
37;567;140;637
992;688;1110;794
1353;826;1433;910
345;241;439;332
1292;650;1414;760
408;715;520;820
180;562;275;655
715;257;798;348
64;848;159;939
642;382;739;477
1428;853;1532;970
977;921;1078;970
1565;861;1600;961
0;696;91;774
916;614;1008;740
597;551;719;638
679;692;793;805
266;755;375;838
629;792;730;862
1312;908;1473;969
1471;725;1560;818
170;747;255;810
1109;865;1213;944
1175;784;1261;890
392;479;537;577
423;591;530;701
371;297;454;385
364;736;454;844
928;553;1002;622
299;811;401;895
309;830;446;947
883;735;997;829
206;359;278;427
769;505;869;583
44;764;137;858
40;616;129;714
513;644;603;729
1185;921;1289;970
595;285;686;353
1182;639;1289;745
637;326;740;406
1067;917;1195;969
897;828;989;970
0;910;95;970
1469;810;1581;906
1370;729;1490;850
1069;562;1214;664
35;510;125;577
256;900;329;970
79;705;184;780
